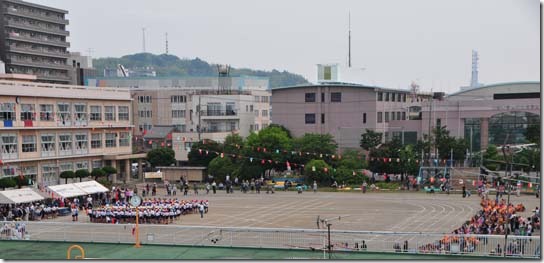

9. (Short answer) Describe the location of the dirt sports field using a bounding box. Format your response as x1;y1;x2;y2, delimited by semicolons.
51;189;540;233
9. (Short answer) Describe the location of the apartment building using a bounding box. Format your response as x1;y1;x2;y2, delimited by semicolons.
0;0;71;84
0;80;145;188
131;87;271;161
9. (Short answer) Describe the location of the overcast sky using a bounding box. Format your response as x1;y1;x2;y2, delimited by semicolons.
33;0;539;93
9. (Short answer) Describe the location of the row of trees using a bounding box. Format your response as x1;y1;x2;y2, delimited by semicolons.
59;166;117;184
187;125;367;186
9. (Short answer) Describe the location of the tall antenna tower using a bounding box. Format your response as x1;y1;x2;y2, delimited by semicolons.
165;32;169;54
142;28;146;53
470;50;479;88
348;11;351;68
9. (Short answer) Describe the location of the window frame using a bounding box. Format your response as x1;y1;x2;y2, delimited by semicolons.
305;113;316;124
331;92;342;102
22;134;36;153
305;93;316;103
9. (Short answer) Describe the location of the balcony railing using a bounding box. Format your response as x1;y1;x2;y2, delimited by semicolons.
6;45;70;58
6;19;69;36
6;33;70;48
7;57;70;70
202;110;238;117
4;7;69;24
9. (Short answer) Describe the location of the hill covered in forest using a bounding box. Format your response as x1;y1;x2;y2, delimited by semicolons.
93;53;309;88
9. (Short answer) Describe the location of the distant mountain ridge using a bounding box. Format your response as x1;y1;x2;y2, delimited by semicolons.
92;53;309;88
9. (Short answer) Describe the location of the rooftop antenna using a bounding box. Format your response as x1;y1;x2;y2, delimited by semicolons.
86;48;94;57
165;32;169;54
348;11;351;68
142;28;146;53
470;50;480;88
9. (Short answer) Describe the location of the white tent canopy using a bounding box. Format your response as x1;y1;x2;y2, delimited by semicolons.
73;180;109;195
0;188;46;204
47;184;87;198
47;180;109;198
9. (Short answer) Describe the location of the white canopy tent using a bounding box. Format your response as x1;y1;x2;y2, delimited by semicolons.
0;187;46;204
73;180;109;195
47;184;87;198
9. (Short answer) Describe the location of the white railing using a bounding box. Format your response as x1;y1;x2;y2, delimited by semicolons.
0;221;539;258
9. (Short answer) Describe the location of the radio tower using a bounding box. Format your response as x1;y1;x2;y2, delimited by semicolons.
470;50;480;88
142;28;146;53
165;32;169;54
348;11;351;68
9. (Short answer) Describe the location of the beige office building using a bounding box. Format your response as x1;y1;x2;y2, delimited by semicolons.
0;80;144;188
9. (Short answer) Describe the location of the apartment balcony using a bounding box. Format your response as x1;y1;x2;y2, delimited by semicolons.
201;110;239;120
199;127;238;133
5;19;70;36
7;57;70;70
6;33;70;48
6;45;70;59
4;7;69;25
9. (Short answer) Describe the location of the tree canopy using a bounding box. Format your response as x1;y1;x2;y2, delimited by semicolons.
360;129;383;151
147;147;176;168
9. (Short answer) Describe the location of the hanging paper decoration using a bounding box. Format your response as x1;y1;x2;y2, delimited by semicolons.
312;166;316;172
220;153;224;158
331;155;335;159
430;177;435;183
383;158;388;163
261;160;265;165
397;158;400;163
250;157;253;162
263;148;267;152
324;167;328;173
199;149;202;155
276;149;279;154
268;160;272;163
206;150;209;155
528;182;533;188
352;171;356;176
148;141;152;145
472;180;476;186
257;147;261;152
320;154;323;158
416;160;419;164
232;154;236;158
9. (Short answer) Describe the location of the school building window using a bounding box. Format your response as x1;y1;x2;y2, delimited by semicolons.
377;92;383;101
385;112;389;122
22;135;36;152
118;106;129;121
20;104;35;121
305;93;316;102
105;106;116;121
40;104;53;121
377;112;383;123
0;103;15;121
90;105;101;121
91;133;101;149
331;92;342;102
105;133;117;148
363;113;367;124
321;113;325;124
305;113;316;124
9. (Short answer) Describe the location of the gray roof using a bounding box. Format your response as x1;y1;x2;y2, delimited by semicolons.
143;125;178;139
447;81;540;98
271;82;413;93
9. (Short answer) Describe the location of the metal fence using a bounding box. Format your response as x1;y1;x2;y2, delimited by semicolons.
0;221;540;259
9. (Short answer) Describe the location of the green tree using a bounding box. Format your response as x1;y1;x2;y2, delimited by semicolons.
223;134;245;156
102;166;117;175
91;168;106;180
360;129;383;151
244;126;293;176
208;156;236;182
147;147;176;168
483;144;500;171
292;133;337;166
0;177;16;190
268;124;293;138
15;176;30;188
304;159;332;185
514;147;541;173
233;163;264;181
59;171;75;184
187;140;222;167
75;169;90;182
525;123;540;146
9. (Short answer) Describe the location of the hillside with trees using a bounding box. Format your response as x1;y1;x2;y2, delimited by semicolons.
93;53;309;88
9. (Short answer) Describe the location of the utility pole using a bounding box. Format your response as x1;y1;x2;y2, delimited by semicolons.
327;223;332;259
427;96;433;166
142;28;146;53
198;95;202;141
